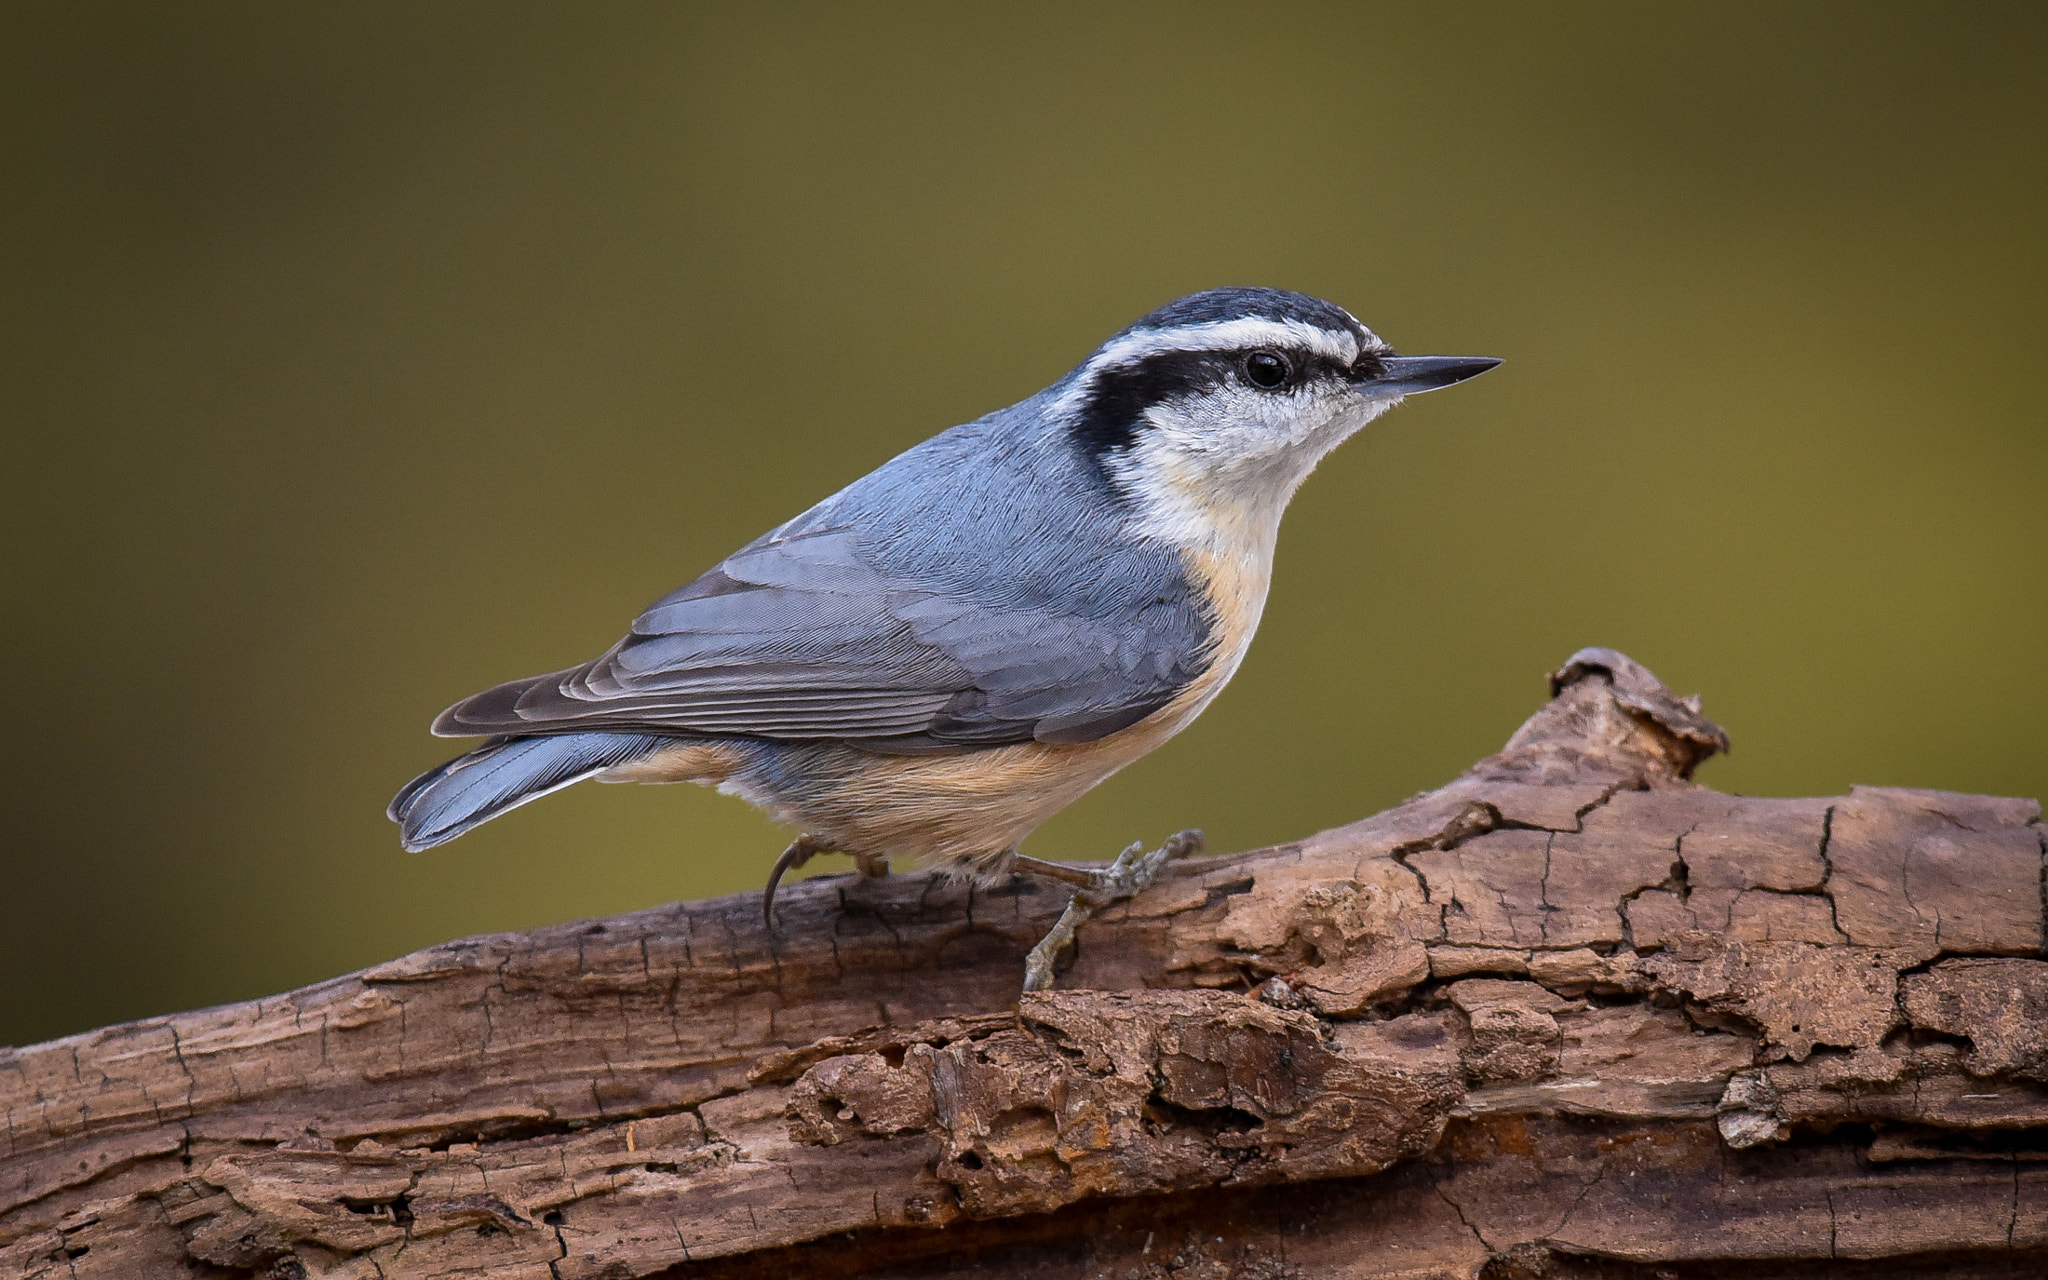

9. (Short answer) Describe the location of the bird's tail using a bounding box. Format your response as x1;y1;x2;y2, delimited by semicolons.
389;732;672;851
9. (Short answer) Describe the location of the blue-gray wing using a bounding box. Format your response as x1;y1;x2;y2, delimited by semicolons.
432;419;1215;750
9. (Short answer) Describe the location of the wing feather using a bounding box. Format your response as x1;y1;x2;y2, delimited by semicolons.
432;411;1215;748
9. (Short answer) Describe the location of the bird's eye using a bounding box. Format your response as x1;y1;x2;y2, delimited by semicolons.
1244;351;1291;390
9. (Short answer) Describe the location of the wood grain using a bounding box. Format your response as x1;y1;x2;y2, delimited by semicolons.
4;648;2044;1279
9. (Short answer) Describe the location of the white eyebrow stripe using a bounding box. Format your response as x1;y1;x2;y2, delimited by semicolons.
1084;316;1376;374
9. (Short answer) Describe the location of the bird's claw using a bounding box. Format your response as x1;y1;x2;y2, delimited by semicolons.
763;837;893;928
1020;828;1204;992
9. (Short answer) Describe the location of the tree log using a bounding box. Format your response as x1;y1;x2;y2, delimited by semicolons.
5;649;2046;1279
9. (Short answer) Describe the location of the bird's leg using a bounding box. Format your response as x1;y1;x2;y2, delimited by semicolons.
851;851;892;879
1015;828;1204;992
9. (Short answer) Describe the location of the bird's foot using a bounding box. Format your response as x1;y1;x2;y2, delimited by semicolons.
763;836;890;928
1016;828;1204;992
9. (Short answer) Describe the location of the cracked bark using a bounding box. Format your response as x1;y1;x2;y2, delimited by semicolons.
6;647;2048;1280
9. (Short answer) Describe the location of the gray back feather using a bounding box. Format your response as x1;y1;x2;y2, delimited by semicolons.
434;384;1215;751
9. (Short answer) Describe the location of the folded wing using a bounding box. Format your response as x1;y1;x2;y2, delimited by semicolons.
433;507;1212;752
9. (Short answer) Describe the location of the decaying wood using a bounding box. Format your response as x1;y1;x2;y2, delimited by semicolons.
5;648;2045;1279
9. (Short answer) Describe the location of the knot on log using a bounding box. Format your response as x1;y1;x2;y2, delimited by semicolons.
5;650;2044;1279
1492;645;1731;788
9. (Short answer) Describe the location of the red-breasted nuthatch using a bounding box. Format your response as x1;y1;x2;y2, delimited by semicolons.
392;288;1497;987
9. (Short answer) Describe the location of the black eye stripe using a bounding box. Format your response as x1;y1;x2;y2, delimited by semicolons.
1068;343;1343;463
1069;350;1234;457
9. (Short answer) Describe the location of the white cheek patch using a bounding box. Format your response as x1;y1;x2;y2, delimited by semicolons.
1144;380;1384;461
1110;388;1396;547
1139;385;1283;455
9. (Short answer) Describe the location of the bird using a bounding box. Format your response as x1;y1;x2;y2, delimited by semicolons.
390;287;1497;987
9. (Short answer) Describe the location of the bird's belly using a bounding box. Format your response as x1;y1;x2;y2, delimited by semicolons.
724;710;1204;871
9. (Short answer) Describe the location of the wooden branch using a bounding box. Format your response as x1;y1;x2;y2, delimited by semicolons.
5;649;2045;1279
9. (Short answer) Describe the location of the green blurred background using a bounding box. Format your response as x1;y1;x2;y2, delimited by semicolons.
3;3;2043;1048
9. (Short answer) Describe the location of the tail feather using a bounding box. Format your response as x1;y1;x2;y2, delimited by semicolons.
389;732;671;851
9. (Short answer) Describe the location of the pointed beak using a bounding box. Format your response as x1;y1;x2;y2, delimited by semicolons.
1355;354;1501;396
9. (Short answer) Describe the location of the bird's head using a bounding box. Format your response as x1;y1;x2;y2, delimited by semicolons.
1057;287;1498;544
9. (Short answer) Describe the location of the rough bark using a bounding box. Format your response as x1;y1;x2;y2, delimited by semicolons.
5;648;2045;1280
